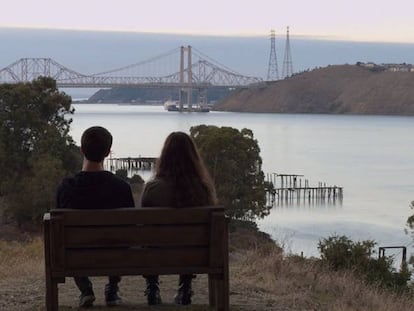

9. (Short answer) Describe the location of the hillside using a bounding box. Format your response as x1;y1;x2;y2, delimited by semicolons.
215;65;414;115
87;86;232;104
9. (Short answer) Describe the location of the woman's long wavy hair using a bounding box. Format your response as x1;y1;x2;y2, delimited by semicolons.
155;131;217;207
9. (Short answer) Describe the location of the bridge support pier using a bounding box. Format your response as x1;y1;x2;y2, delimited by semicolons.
179;45;193;112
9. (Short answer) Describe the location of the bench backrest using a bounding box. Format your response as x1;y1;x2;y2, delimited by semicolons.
44;206;227;278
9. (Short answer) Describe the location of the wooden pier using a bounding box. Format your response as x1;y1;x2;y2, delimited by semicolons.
265;173;343;206
105;157;157;172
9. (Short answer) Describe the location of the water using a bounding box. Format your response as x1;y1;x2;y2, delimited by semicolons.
70;104;414;258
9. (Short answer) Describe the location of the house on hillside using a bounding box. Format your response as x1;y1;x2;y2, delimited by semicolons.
357;62;414;72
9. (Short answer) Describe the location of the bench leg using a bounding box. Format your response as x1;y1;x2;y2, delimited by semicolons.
222;272;230;311
46;275;59;311
208;274;229;311
208;274;216;307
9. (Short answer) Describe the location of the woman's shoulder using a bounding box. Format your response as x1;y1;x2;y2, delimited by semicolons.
142;177;174;207
143;177;173;194
145;177;168;187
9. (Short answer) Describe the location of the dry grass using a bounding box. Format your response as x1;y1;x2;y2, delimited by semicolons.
231;244;414;311
0;237;43;280
1;229;414;311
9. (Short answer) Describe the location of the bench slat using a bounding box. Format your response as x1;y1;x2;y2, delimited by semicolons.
51;207;222;226
65;224;209;247
65;247;209;269
52;266;224;278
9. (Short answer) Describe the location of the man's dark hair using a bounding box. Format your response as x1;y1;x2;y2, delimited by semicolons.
81;126;112;162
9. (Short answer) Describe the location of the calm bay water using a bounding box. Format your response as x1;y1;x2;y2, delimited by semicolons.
70;104;414;258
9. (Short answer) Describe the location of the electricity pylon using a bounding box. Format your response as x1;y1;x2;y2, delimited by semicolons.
282;26;294;79
266;29;279;81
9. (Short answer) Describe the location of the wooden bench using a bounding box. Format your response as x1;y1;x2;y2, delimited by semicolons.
43;206;229;311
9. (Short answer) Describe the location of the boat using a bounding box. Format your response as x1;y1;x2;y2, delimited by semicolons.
167;105;179;111
164;99;179;111
198;105;210;112
163;100;210;112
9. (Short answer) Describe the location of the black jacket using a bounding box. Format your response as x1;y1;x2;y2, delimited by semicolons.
56;171;135;209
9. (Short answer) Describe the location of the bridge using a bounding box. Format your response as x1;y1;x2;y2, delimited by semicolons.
0;46;263;109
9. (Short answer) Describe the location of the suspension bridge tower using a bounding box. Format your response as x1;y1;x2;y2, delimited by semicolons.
179;45;193;111
282;26;294;79
266;29;279;81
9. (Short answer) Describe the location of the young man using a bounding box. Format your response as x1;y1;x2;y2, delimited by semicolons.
56;126;135;307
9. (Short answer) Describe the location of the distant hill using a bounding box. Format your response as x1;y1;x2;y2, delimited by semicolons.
87;86;232;104
214;64;414;115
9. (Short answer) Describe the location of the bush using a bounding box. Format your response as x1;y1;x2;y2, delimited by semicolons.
318;234;411;292
130;174;144;184
115;169;128;181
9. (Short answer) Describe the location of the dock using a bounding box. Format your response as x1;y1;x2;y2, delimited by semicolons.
103;160;343;206
105;157;157;172
265;173;343;206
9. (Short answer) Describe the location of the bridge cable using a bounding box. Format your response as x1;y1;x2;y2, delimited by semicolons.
191;47;244;75
90;47;181;76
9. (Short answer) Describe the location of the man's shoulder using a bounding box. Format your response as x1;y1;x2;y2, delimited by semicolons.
106;172;131;187
79;170;128;186
57;175;76;190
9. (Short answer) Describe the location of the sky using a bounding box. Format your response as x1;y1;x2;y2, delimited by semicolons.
2;0;414;43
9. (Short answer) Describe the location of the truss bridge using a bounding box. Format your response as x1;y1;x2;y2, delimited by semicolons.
0;46;263;87
0;46;263;110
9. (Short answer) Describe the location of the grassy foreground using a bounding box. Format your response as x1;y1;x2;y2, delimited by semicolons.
1;228;414;311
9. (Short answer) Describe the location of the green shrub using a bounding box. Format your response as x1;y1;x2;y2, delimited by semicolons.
318;234;411;292
115;169;128;181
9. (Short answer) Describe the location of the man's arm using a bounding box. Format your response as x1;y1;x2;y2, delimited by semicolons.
55;183;63;209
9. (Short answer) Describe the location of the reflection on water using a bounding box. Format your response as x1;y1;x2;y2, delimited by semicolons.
70;104;414;258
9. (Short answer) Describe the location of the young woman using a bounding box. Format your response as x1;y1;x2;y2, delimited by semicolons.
141;131;217;305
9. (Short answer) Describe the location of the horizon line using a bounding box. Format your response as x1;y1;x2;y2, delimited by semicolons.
1;25;414;45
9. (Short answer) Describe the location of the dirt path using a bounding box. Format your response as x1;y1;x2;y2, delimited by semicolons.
1;270;285;311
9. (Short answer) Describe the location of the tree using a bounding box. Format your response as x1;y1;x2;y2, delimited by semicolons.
406;201;414;267
406;201;414;232
190;125;268;221
0;77;81;225
7;154;65;225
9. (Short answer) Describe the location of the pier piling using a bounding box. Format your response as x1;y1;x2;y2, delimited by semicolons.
265;173;343;206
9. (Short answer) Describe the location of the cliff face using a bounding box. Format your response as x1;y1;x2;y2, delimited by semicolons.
215;65;414;115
